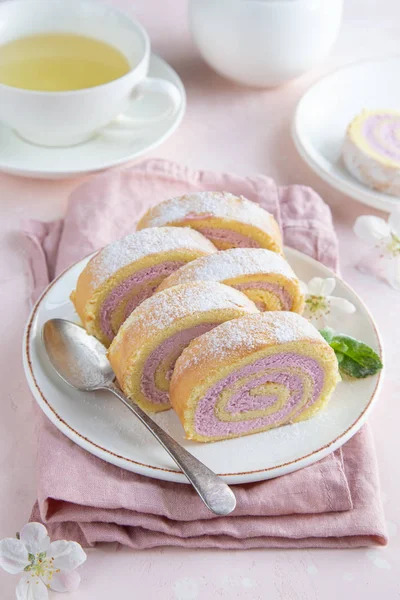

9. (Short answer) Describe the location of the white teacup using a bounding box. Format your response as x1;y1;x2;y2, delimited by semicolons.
0;0;182;147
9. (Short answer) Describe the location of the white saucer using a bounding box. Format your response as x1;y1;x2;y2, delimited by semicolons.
23;247;383;485
0;54;185;179
292;56;400;212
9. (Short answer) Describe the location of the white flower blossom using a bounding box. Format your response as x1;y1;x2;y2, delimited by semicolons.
353;209;400;290
0;523;86;600
301;277;356;328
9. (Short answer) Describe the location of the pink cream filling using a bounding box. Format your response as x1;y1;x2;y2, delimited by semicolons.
100;261;184;341
194;227;260;248
194;353;323;437
141;323;218;404
233;281;292;311
183;213;215;221
362;115;400;161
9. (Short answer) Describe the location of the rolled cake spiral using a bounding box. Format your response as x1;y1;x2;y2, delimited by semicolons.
71;227;217;346
137;191;283;252
343;109;400;196
107;281;259;412
157;248;304;313
170;312;340;442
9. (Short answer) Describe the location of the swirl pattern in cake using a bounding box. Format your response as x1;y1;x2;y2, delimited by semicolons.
170;312;340;441
342;109;400;196
70;227;217;346
158;248;304;312
137;191;283;252
107;281;259;412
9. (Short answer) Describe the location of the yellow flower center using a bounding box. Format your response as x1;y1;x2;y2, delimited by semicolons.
387;233;400;257
305;294;329;316
24;552;60;588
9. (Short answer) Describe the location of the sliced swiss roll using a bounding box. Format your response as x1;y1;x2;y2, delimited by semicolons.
157;248;304;313
70;227;217;346
137;191;283;253
342;109;400;196
170;312;340;442
107;282;259;412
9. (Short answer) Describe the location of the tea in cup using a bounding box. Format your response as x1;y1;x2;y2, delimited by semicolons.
0;0;181;146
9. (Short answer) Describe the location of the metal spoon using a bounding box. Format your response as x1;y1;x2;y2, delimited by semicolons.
42;318;236;516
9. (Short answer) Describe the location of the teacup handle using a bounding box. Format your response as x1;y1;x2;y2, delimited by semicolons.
102;77;181;137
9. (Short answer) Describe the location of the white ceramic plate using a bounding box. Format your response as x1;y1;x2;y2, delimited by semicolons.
0;54;185;179
23;248;383;485
293;56;400;212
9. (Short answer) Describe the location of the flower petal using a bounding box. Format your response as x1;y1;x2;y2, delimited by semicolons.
353;216;391;243
328;296;356;314
307;277;324;295
386;255;400;290
388;208;400;237
48;540;87;571
299;280;308;295
50;570;81;592
306;313;328;330
0;538;29;574
320;278;336;297
16;574;48;600
20;524;50;555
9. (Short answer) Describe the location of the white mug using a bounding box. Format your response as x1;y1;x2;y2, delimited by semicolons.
0;0;182;147
190;0;343;88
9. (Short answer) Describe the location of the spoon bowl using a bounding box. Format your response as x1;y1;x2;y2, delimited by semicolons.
43;318;114;391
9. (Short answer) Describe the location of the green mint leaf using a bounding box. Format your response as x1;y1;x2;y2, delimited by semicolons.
338;355;377;378
335;351;344;364
319;327;334;343
330;334;382;378
330;339;349;354
319;329;382;379
28;553;35;562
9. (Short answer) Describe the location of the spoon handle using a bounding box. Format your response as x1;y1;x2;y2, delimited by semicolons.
106;381;236;516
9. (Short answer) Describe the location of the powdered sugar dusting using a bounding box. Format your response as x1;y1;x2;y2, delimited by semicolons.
114;281;258;342
160;248;297;289
138;191;277;233
174;312;324;373
89;227;216;287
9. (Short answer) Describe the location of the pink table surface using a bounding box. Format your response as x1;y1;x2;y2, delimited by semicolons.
1;1;400;598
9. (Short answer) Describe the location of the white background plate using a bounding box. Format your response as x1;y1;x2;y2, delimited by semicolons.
292;56;400;212
0;53;185;179
23;248;383;485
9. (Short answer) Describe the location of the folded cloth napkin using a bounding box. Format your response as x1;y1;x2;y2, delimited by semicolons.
24;159;387;549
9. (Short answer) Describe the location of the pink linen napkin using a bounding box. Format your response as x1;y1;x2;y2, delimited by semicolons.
24;159;387;549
